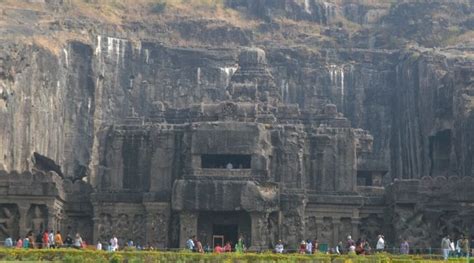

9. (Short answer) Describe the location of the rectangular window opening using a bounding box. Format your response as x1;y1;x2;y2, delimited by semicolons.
201;154;251;169
357;171;372;186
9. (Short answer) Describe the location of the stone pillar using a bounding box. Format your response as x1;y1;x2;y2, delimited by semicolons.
18;203;30;235
249;212;268;251
351;218;361;239
46;204;56;232
179;211;197;248
92;215;100;244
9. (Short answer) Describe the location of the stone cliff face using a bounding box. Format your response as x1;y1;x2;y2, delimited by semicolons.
0;0;473;248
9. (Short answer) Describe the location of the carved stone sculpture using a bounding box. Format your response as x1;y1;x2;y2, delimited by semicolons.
30;205;46;234
0;206;17;238
115;214;130;241
97;214;113;242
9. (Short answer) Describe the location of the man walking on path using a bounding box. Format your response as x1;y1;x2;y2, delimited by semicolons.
441;235;451;260
376;235;385;252
461;235;470;257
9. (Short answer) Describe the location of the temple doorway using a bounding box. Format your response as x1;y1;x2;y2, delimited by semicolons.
213;224;238;246
198;211;251;248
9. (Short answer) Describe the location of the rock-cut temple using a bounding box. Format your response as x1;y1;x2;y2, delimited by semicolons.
0;48;473;250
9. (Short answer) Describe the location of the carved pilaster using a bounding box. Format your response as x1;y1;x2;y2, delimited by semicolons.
17;204;29;235
249;212;268;250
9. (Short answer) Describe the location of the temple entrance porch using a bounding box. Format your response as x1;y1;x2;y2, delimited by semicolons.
197;211;251;249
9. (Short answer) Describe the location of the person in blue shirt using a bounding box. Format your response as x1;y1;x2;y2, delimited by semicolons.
4;236;13;247
186;235;195;251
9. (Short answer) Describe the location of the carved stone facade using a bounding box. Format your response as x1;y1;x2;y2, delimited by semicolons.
0;47;473;251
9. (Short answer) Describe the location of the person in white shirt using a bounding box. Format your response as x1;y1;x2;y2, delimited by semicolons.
306;240;313;254
96;241;102;251
376;235;385;252
48;231;55;248
110;236;118;251
275;240;284;253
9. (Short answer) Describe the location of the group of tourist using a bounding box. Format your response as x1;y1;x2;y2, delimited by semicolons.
2;230;471;258
3;230;84;249
271;235;388;255
440;234;470;260
342;235;388;255
297;239;320;254
185;235;246;253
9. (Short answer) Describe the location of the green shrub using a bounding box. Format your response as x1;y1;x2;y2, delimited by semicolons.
0;248;472;263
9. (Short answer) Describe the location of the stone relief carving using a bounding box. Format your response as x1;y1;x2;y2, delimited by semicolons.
305;216;317;239
392;207;432;248
0;205;19;239
360;214;382;242
255;213;269;247
97;213;113;241
267;212;279;247
281;215;300;246
319;217;332;242
132;214;145;245
115;214;130;241
437;212;463;237
27;205;47;234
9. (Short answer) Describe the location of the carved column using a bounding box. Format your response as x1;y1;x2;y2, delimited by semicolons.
179;211;197;248
46;204;56;232
17;203;30;236
249;212;268;250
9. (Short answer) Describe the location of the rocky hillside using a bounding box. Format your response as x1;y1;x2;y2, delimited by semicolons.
0;0;473;182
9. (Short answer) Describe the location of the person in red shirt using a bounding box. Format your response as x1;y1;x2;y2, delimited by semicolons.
214;243;223;253
223;241;232;252
299;240;306;254
42;230;49;248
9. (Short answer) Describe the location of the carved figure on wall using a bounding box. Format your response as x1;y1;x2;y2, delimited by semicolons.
115;214;130;241
393;207;432;248
319;217;332;242
256;213;269;247
0;207;17;238
281;215;300;246
360;214;382;243
438;212;463;238
305;216;317;239
132;214;145;245
150;212;169;247
98;214;113;241
268;212;279;247
31;206;46;233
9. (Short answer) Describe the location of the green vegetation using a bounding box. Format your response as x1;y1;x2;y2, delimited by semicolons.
0;249;473;263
